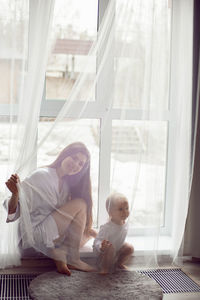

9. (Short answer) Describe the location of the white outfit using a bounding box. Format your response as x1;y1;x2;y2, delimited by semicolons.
4;167;70;249
93;220;128;254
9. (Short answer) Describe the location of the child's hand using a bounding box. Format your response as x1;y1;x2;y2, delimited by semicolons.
100;240;112;252
89;228;97;238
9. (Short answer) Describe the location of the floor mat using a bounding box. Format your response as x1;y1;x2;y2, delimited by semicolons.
28;270;163;300
138;268;200;294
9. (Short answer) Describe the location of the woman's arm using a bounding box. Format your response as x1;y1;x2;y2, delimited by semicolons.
5;174;20;214
8;193;19;214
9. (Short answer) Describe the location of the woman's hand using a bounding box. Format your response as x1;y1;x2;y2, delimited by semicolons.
5;174;20;196
6;174;20;214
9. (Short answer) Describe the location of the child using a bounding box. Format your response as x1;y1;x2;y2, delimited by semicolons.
93;193;134;274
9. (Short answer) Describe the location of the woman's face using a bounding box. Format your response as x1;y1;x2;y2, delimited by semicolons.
60;152;87;176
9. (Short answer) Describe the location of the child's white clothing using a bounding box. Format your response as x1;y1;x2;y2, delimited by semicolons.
93;220;128;254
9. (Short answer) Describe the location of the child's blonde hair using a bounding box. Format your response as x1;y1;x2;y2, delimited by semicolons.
106;192;128;214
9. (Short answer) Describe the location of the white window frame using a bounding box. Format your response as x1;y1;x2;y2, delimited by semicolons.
0;0;193;238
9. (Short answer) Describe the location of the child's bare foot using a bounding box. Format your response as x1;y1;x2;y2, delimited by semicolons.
68;260;96;272
55;260;71;276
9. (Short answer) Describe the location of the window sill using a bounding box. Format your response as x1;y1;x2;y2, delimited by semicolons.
80;235;172;258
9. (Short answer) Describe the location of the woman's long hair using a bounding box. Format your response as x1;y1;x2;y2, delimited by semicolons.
48;142;93;234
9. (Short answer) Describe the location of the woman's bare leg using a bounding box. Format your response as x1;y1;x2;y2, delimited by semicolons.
51;245;71;275
51;198;95;273
66;219;95;272
116;243;134;269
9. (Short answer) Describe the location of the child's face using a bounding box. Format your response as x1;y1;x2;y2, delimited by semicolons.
109;199;129;224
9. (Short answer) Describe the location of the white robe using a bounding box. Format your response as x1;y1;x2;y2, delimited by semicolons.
4;167;70;249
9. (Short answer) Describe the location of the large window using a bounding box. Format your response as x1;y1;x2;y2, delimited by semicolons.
40;0;172;234
1;0;189;237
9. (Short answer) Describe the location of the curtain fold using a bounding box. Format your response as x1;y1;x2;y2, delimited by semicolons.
0;0;55;268
163;0;193;263
14;0;55;177
182;0;200;259
183;90;200;258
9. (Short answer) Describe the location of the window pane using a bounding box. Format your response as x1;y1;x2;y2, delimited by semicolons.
0;0;28;104
0;117;16;207
37;118;100;227
46;0;98;101
110;120;167;228
113;0;171;109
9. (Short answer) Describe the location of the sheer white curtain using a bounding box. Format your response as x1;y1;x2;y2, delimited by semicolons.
0;0;194;269
110;0;194;266
169;0;194;261
0;0;55;268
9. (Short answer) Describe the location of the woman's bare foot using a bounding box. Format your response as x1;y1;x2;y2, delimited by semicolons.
51;247;71;275
68;260;96;272
55;260;71;276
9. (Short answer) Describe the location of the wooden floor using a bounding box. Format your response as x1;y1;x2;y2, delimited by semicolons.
1;256;200;299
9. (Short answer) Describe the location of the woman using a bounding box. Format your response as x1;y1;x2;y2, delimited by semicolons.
5;142;96;276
